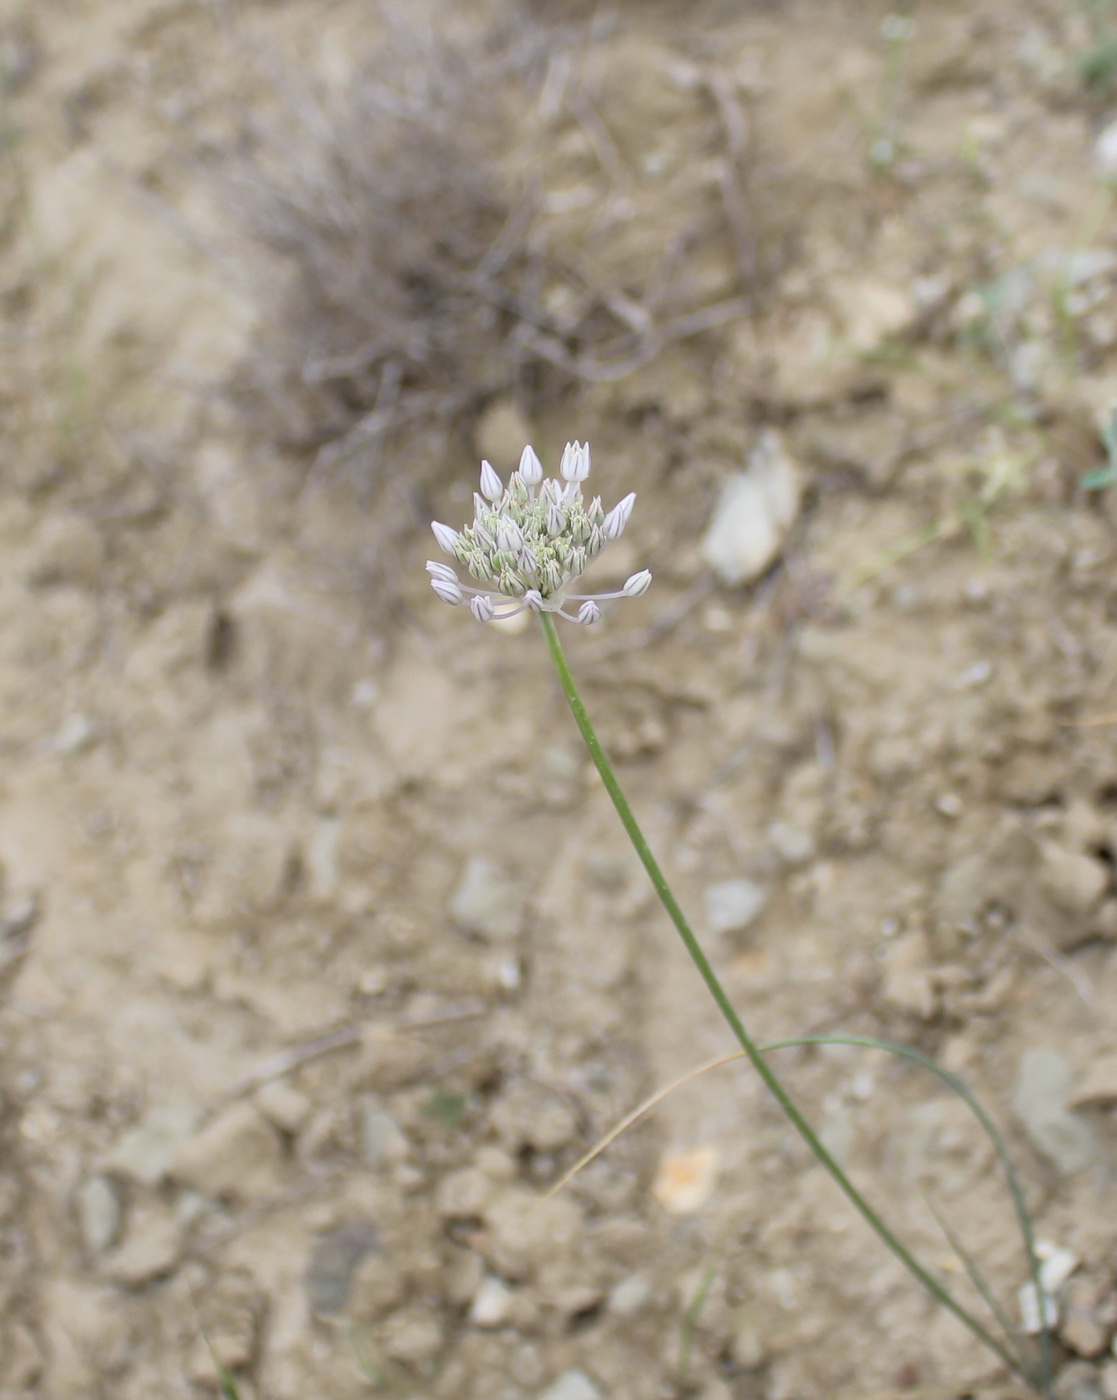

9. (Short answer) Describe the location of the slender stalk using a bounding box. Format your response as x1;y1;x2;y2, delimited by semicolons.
539;612;1032;1387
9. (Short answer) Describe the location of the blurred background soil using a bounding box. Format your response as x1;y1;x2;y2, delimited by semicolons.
3;1;1117;1397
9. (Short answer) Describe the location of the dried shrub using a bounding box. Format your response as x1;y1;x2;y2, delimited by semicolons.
232;17;758;500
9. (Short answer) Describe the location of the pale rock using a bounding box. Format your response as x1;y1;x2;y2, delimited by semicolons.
185;1270;260;1382
1096;118;1117;179
76;1175;122;1254
380;1306;444;1364
701;430;801;586
52;711;98;756
1012;1050;1096;1175
358;1103;409;1166
255;1080;312;1135
484;1189;583;1281
1060;1272;1117;1358
1093;900;1117;940
1039;843;1110;917
470;1275;514;1328
450;857;525;942
704;878;768;937
880;930;936;1019
104;1209;183;1286
1069;1056;1117;1109
730;1308;769;1369
172;1102;286;1202
348;1253;407;1319
306;817;341;900
437;1166;497;1220
355;1026;431;1092
1051;1360;1105;1400
767;821;816;866
541;1370;605;1400
101;1103;199;1186
652;1146;720;1214
26;514;105;590
305;1220;379;1317
607;1274;651;1316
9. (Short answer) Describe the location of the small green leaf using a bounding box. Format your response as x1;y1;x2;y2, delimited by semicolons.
422;1090;468;1130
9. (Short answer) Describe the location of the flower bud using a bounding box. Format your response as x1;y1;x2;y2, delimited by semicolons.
546;501;567;536
560;441;591;483
519;445;543;485
431;577;464;605
523;589;544;611
603;492;635;540
480;459;503;503
426;560;458;583
495;518;523;553
543;561;565;596
432;521;461;554
577;601;601;625
470;594;495;622
588;496;605;527
622;569;652;597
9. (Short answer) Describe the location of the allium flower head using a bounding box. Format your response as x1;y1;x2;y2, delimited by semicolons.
427;443;650;625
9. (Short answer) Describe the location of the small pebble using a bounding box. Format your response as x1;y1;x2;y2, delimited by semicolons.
470;1276;513;1328
768;821;816;865
652;1146;720;1215
704;878;768;937
540;1370;605;1400
1096;117;1117;178
1012;1051;1096;1175
449;857;525;943
701;430;801;586
77;1175;122;1254
607;1274;652;1316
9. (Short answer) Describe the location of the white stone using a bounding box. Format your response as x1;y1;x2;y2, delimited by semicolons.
701;430;801;586
704;878;768;936
767;821;815;866
76;1176;121;1254
255;1080;312;1134
449;857;525;943
1096;117;1117;178
1012;1050;1096;1175
607;1274;652;1316
470;1275;513;1328
541;1370;605;1400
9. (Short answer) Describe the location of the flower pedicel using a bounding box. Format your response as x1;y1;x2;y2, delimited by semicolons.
427;442;650;624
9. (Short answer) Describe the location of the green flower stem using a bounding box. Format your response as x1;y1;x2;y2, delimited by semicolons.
539;612;1030;1387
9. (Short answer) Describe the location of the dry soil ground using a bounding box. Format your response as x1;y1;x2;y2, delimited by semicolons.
3;2;1117;1398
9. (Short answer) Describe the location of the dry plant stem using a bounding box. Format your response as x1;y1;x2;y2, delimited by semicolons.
538;612;1032;1389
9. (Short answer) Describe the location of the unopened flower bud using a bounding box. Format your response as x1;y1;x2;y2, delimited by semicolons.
426;560;459;583
480;460;503;503
577;601;601;625
519;445;543;485
431;577;464;605
622;569;652;597
470;595;495;622
546;502;567;536
588;496;605;526
495;518;523;553
523;589;544;611
560;441;591;483
432;521;461;554
603;492;635;540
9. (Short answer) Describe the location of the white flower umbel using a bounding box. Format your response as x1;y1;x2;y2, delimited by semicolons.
428;443;651;625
